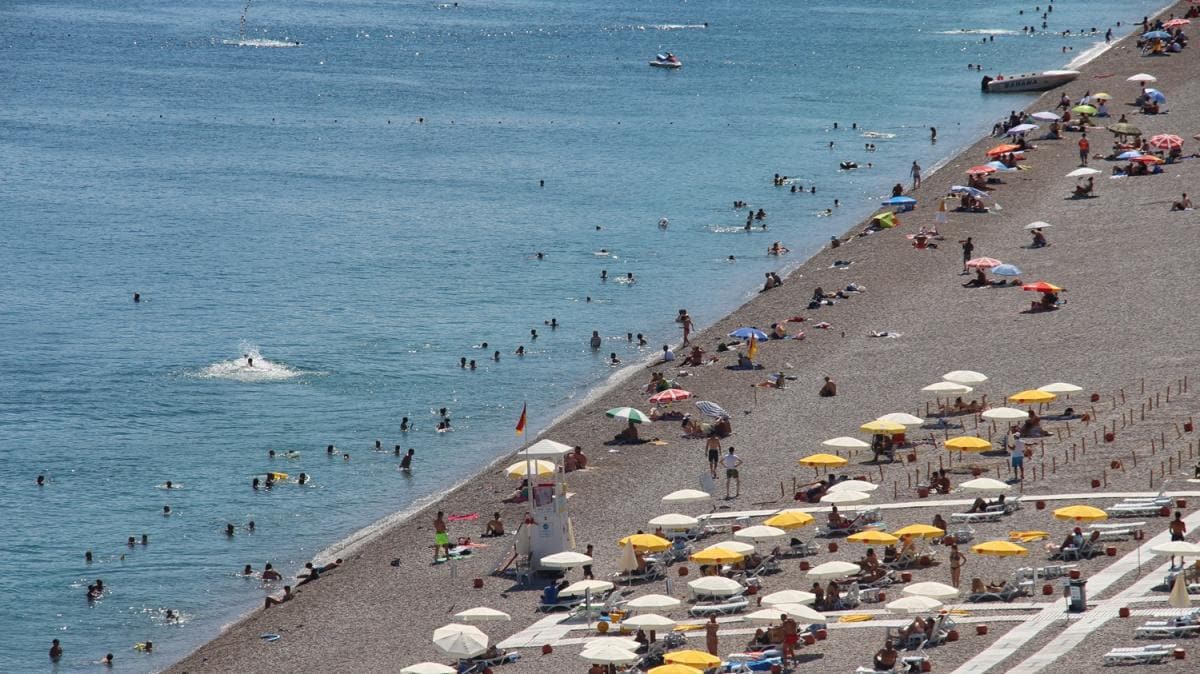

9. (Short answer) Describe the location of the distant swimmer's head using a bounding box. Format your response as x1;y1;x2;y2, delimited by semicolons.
248;520;255;530
133;293;140;302
225;523;235;536
268;449;275;458
162;505;171;515
37;474;45;486
327;445;334;454
343;453;350;461
165;481;173;489
253;478;260;489
729;255;736;261
86;550;93;562
536;252;544;260
243;564;253;575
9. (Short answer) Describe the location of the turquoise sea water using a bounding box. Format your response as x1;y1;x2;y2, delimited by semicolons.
0;0;1168;670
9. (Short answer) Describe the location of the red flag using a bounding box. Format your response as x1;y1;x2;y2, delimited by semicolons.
515;403;527;435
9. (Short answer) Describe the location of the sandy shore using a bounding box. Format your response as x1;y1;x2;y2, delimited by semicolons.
170;5;1200;673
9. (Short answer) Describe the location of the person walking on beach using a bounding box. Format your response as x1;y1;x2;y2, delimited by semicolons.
433;511;451;562
1169;512;1187;566
705;434;722;479
1078;133;1090;166
678;309;694;345
583;544;595;579
705;615;719;655
780;614;799;666
1009;432;1025;481
910;161;921;189
723;447;742;499
959;237;974;273
949;543;966;588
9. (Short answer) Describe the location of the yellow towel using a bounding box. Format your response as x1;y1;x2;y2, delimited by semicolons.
650;440;669;446
673;624;705;632
1009;531;1050;542
839;614;874;623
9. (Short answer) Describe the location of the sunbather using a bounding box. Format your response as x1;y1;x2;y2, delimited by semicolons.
874;641;899;671
896;617;927;642
482;513;504;537
967;495;1004;513
614;420;640;444
932;514;948;532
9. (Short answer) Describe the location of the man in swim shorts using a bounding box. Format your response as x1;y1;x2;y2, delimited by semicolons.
723;447;742;499
434;511;451;561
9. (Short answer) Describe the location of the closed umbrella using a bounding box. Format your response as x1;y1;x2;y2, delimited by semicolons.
622;613;677;630
540;551;594;569
1009;389;1056;404
1169;572;1192;609
808;561;860;579
902;581;960;599
820;490;871;504
943;370;988;384
606;407;650;423
626;593;683;610
888;595;944;613
453;607;511;623
764;510;816;530
580;644;640;665
402;664;457;674
695;400;731;419
828;479;880;493
734;525;788;542
650;388;692;404
822;436;872;449
432;624;489;659
649;513;700;528
662;489;711;504
945;436;992;452
958;477;1011;492
980;407;1028;421
761;589;818;606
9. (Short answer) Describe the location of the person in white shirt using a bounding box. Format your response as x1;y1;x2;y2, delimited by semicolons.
722;447;743;499
661;345;675;362
1009;432;1025;481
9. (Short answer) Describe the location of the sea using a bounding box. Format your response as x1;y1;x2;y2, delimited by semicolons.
0;0;1171;670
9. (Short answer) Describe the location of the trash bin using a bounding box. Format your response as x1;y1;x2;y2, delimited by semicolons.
1067;578;1087;613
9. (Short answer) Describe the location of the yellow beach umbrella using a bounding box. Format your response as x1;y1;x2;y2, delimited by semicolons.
971;540;1028;557
847;530;899;545
1053;505;1108;522
505;459;556;479
664;650;722;668
648;665;703;674
1008;389;1057;404
944;436;992;451
689;547;744;565
764;510;816;530
618;533;672;552
892;524;945;539
861;419;906;434
798;453;848;468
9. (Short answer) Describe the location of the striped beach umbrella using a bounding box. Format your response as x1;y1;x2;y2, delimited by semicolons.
649;388;692;404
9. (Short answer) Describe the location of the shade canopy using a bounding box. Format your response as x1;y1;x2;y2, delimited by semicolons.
887;595;944;613
972;541;1028;556
704;540;757;555
516;439;574;459
580;644;640;665
1152;541;1200;557
807;561;861;579
847;530;899;545
943;370;988;384
662;489;712;503
539;551;594;569
650;388;693;404
958;477;1011;493
734;525;788;542
892;524;946;539
981;407;1028;421
618;533;672;551
1065;167;1101;178
561;579;615;596
1009;389;1057;404
745;603;827;623
860;419;906;434
625;593;683;610
432;623;489;659
1127;73;1156;82
764;510;817;530
505;459;556;479
1024;221;1053;231
945;436;992;451
901;581;960;599
621;613;677;629
606;407;650;423
923;381;973;394
687;576;744;596
452;607;511;623
649;513;700;528
1053;505;1108;522
822;436;872;449
760;589;818;606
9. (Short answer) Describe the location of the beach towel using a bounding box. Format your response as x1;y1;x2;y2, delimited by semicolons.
839;614;874;623
448;513;479;522
673;623;706;632
1009;531;1050;542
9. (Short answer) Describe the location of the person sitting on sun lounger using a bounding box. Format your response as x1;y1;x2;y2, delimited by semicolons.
967;495;1005;513
828;505;851;529
971;578;1006;594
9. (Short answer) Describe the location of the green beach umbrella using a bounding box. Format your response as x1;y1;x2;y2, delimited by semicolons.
1071;104;1097;116
606;407;650;423
1107;122;1142;137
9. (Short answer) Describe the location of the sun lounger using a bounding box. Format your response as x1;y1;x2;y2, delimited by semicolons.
968;580;1027;603
855;654;929;674
1102;644;1175;666
817;508;883;537
459;651;519;672
611;563;665;583
784;538;819;557
688;595;750;616
948;524;975;544
1136;621;1200;638
951;511;1003;524
986;495;1022;514
537;594;586;612
1016;564;1077;580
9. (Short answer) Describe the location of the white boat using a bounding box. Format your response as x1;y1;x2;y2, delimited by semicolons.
649;53;682;69
982;70;1079;93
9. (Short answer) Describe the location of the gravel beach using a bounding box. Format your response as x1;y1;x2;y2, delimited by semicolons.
169;5;1200;673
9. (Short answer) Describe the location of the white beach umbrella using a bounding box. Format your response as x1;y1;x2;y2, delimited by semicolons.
887;595;945;613
585;637;641;651
650;513;700;528
1031;111;1061;121
820;490;871;504
807;561;860;579
981;407;1028;421
561;579;615;596
516;439;574;459
1151;541;1200;557
453;607;511;623
902;581;960;599
922;381;973;394
1065;167;1101;178
688;576;744;596
761;590;817;606
625;593;682;610
828;479;880;493
878;412;925;427
580;644;640;665
734;525;787;542
958;477;1012;493
745;603;827;623
705;540;756;555
431;623;489;659
662;489;712;504
620;613;677;630
1038;382;1082;393
1024;221;1054;231
1127;73;1157;83
401;663;457;674
943;370;988;384
1007;123;1039;135
539;551;593;569
822;436;872;449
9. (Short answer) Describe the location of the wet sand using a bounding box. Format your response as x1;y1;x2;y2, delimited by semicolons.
170;5;1200;673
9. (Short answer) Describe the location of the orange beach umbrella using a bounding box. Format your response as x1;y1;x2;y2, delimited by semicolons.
1021;281;1063;293
986;144;1021;157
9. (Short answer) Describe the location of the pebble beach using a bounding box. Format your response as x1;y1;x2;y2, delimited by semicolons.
163;3;1200;673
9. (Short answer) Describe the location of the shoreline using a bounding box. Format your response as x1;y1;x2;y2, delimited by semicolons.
168;3;1200;671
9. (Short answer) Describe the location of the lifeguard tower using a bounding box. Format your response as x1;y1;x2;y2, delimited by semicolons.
511;439;575;574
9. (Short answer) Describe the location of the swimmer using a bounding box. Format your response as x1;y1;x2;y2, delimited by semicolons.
141;534;148;545
264;474;275;488
400;448;415;471
469;360;476;370
252;477;261;490
834;199;840;207
246;356;253;367
586;296;592;303
298;473;308;485
460;357;466;368
531;328;538;340
247;520;255;531
600;270;608;280
400;417;409;432
133;292;140;303
327;444;335;455
268;449;276;459
243;564;254;576
637;333;647;346
226;523;235;537
658;217;669;228
535;252;544;260
85;550;93;563
165;481;173;489
162;505;171;516
165;609;177;622
480;341;488;349
626;272;635;283
262;563;282;581
102;653;113;667
493;350;500;361
610;352;621;365
626;332;633;341
37;474;45;486
590;331;602;349
50;639;63;662
285;450;300;459
515;345;525;356
374;439;382;451
550;318;558;328
728;255;736;261
343;453;350;461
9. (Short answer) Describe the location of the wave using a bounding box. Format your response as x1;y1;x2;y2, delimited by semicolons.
193;344;309;383
861;131;896;139
933;28;1018;36
220;38;303;48
606;23;708;32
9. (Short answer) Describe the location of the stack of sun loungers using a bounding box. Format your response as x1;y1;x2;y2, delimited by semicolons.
1102;643;1176;665
1088;521;1145;541
1135;610;1200;638
1106;493;1173;518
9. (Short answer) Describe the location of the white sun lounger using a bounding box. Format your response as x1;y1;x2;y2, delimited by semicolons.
688;595;750;616
1136;621;1200;638
856;654;928;674
1103;644;1175;666
1107;503;1166;518
951;511;1003;524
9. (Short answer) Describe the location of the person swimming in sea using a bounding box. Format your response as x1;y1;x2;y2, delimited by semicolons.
298;473;308;485
162;505;171;516
515;345;525;356
37;474;45;486
493;350;500;361
400;448;415;472
327;444;335;455
225;524;235;537
400;417;409;432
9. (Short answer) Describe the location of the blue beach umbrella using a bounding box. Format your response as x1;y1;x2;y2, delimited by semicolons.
1143;30;1172;40
991;264;1022;277
1116;150;1144;160
883;196;917;206
729;327;768;341
1144;88;1167;103
949;185;990;200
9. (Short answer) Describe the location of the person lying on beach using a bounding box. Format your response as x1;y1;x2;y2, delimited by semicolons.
1172;193;1193;211
967;495;1005;513
682;346;715;366
650;406;684;421
264;585;293;609
296;563;321;586
482;513;504;537
970;578;1006;594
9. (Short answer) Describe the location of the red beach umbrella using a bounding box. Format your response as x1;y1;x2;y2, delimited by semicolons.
1148;134;1184;150
966;257;1003;269
649;388;693;404
967;165;997;175
1130;154;1164;165
1163;18;1190;28
986;144;1021;157
1021;281;1064;293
